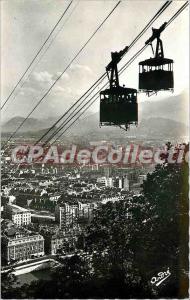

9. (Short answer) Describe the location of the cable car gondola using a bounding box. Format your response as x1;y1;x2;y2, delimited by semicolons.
100;47;138;131
139;22;174;96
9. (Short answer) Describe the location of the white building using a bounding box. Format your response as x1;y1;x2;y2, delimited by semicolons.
105;177;114;188
123;176;130;191
116;176;130;191
55;201;96;229
2;234;44;262
97;176;113;188
101;196;124;204
55;203;78;229
5;204;31;226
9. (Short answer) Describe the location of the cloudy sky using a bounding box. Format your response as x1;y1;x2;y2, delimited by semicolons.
1;0;189;123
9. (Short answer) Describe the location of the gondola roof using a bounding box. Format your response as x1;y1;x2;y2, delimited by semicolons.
139;57;173;66
100;86;137;95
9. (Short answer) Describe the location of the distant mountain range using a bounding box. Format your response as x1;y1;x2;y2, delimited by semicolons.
2;93;189;141
139;92;189;124
67;115;188;140
2;116;57;133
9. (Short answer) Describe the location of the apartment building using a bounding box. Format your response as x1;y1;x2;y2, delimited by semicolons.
5;204;31;226
2;233;44;263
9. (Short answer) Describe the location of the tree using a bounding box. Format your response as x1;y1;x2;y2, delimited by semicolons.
17;254;92;299
83;162;189;298
1;269;22;299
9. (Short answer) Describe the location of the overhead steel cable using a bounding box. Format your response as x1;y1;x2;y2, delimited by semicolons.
49;1;189;144
40;1;172;145
127;0;172;50
120;1;189;76
34;0;172;146
166;0;188;26
40;76;107;146
2;1;80;114
1;1;73;110
3;1;121;147
47;45;147;145
6;0;171;146
34;73;107;145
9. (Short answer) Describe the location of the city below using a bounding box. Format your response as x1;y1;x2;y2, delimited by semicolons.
1;138;155;271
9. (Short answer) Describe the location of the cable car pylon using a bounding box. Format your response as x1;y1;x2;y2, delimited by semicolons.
100;46;138;131
139;22;174;96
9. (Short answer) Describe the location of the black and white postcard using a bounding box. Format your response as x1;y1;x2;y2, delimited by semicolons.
1;1;189;299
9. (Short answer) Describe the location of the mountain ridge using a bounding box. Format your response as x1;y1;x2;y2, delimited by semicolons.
2;93;188;140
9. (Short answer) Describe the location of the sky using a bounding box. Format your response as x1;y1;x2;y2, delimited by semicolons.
1;0;189;123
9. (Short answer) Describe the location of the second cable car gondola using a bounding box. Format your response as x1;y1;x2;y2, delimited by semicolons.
139;22;174;96
100;46;138;131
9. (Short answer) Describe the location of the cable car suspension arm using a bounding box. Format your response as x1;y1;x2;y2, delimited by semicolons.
106;45;129;88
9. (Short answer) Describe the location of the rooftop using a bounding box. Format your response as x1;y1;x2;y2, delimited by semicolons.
139;57;173;66
8;204;30;213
